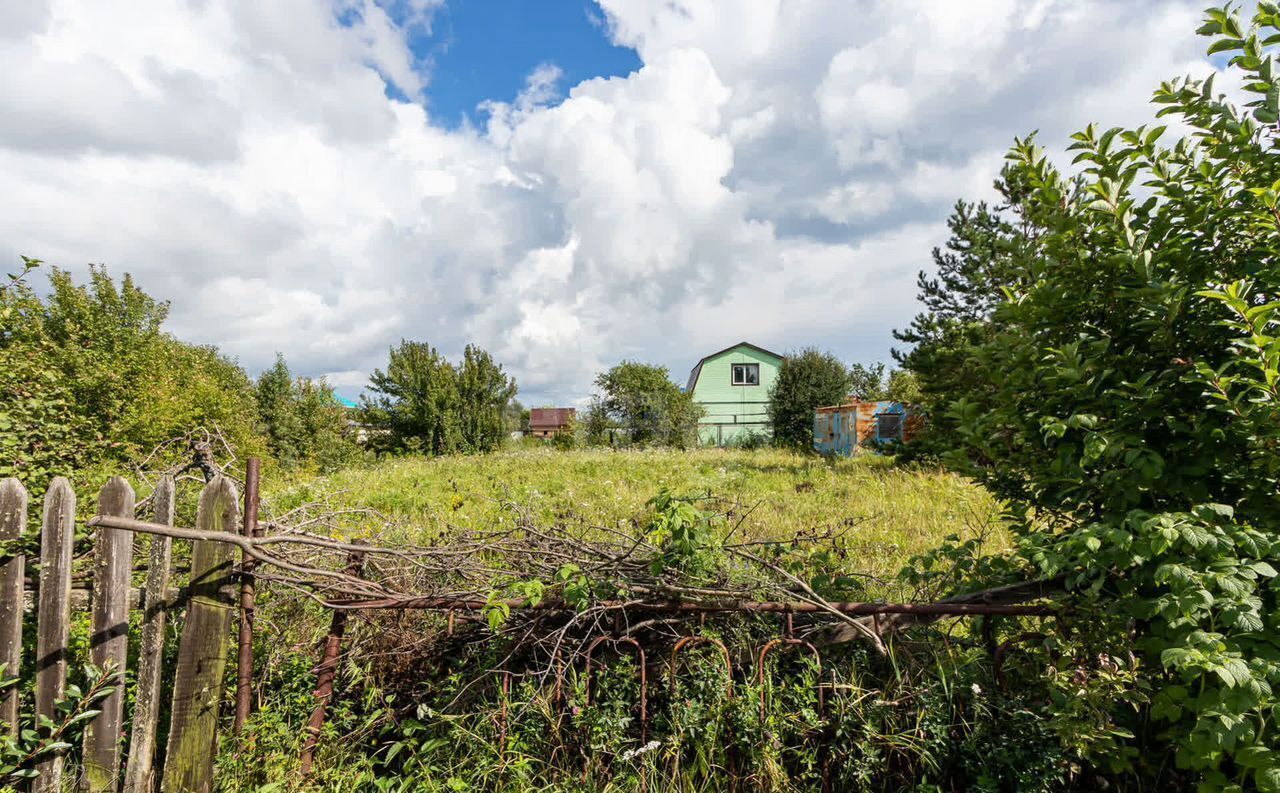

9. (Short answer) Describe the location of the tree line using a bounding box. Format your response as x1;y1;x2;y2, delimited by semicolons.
1;256;919;488
0;262;521;491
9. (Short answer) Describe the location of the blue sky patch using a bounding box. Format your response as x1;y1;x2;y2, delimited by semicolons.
402;0;642;126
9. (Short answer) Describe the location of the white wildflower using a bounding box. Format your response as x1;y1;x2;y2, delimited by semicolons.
620;740;661;761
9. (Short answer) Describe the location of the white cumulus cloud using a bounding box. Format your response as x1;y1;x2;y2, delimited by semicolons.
0;0;1219;404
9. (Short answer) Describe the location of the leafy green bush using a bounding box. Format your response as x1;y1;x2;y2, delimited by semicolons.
0;260;264;493
0;662;118;786
362;341;517;456
767;348;850;449
255;354;362;472
581;361;702;448
931;5;1280;787
219;482;1121;792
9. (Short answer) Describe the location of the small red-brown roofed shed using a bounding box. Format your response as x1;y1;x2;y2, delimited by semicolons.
529;407;576;439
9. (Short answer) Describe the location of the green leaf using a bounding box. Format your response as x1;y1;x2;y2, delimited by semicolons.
1257;765;1280;793
1208;38;1246;55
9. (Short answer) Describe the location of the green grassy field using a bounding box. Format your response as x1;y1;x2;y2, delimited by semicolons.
266;447;1007;591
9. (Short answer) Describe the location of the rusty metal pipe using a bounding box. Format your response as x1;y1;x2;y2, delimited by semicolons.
670;636;732;698
583;636;648;791
584;636;647;737
757;638;824;721
299;549;364;777
668;635;736;786
325;596;1052;617
497;671;512;757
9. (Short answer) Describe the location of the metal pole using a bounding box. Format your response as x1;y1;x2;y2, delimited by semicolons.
299;549;364;777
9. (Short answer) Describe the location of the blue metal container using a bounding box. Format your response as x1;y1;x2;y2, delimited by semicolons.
813;401;910;456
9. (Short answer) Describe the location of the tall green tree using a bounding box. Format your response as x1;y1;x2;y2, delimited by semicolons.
847;362;886;401
362;341;461;455
942;6;1280;785
0;259;93;488
584;361;701;447
504;399;529;435
362;341;518;455
255;355;302;459
767;348;850;448
455;344;517;453
884;369;921;404
254;354;358;470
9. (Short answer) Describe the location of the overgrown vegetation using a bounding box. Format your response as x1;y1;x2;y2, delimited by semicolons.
0;662;117;785
768;348;850;449
5;5;1278;791
894;4;1280;787
208;447;1185;792
0;260;264;495
362;340;518;456
270;447;1005;586
220;448;1045;793
582;361;702;448
255;354;362;472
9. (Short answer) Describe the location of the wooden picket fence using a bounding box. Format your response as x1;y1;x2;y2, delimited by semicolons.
0;472;243;793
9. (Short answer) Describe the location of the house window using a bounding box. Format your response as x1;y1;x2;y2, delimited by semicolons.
731;363;760;385
876;412;903;441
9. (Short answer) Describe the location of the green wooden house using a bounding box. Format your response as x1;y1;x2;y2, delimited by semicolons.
684;342;784;445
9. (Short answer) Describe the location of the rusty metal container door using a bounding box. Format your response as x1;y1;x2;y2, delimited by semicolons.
813;411;835;455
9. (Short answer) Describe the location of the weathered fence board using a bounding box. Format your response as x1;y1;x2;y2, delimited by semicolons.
163;476;238;793
234;458;261;734
83;477;136;793
0;478;27;735
34;477;75;793
122;476;175;793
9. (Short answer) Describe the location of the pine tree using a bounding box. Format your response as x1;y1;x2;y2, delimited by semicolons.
891;170;1038;449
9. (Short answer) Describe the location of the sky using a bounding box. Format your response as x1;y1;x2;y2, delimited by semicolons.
0;0;1221;405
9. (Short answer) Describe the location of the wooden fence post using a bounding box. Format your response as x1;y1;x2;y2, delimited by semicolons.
162;476;238;793
83;477;136;793
0;478;27;735
234;458;261;734
299;549;365;778
121;476;175;793
34;477;75;793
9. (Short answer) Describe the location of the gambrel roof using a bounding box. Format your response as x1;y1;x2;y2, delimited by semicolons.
685;341;784;392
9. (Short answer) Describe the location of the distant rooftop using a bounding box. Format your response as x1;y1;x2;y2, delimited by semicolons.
334;395;359;409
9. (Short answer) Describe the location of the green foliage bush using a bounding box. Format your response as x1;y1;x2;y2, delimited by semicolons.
255;354;362;472
902;5;1280;787
0;260;264;493
0;662;118;785
362;341;517;456
582;361;702;448
220;481;1138;792
767;347;851;448
223;602;1141;792
848;362;887;401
